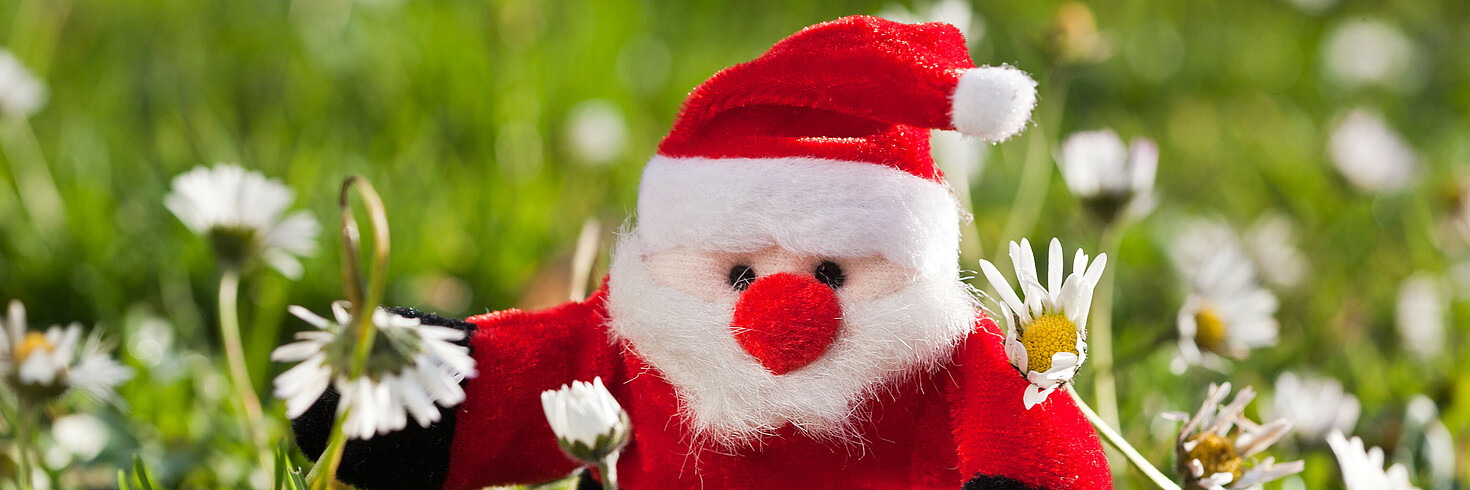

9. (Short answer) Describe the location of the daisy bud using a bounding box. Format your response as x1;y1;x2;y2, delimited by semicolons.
0;50;47;118
540;377;631;465
1057;130;1158;224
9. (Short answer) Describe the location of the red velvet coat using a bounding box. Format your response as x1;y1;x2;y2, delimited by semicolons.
439;286;1111;489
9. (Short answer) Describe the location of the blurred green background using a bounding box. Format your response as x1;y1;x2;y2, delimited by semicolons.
0;0;1467;487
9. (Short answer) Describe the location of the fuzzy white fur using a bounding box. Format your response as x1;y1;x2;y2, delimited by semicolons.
951;66;1038;143
636;156;962;277
605;233;977;448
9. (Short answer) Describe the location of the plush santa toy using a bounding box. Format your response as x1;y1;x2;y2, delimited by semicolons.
292;15;1111;489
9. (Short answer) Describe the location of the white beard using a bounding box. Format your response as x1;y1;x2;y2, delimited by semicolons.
605;233;977;449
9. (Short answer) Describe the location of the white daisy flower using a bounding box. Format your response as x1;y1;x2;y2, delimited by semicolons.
1242;214;1308;290
564;99;629;166
1;300;133;402
1395;273;1446;359
51;413;110;462
0;49;47;118
165;164;320;279
1327;109;1417;192
271;302;477;440
1165;383;1303;490
1172;224;1280;371
541;377;630;465
1321;19;1417;90
979;238;1106;409
1174;217;1304;291
1057;130;1158;222
1327;430;1420;490
1271;372;1360;441
1405;396;1456;487
1282;0;1336;15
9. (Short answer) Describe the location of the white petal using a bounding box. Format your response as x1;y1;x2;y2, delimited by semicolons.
979;259;1027;317
1023;384;1053;409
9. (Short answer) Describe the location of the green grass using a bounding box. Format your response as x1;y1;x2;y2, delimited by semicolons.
1;0;1467;488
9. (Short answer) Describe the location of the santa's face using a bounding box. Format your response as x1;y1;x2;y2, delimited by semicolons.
605;234;976;448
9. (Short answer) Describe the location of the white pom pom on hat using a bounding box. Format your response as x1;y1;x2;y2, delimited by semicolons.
952;65;1039;143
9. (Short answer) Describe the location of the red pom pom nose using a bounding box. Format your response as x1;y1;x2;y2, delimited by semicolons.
730;272;843;375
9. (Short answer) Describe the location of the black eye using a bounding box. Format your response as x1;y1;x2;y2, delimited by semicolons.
729;265;756;291
814;261;845;289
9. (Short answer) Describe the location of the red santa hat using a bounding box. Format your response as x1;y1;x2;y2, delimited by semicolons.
636;15;1037;275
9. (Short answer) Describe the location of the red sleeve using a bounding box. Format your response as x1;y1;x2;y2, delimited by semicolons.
950;316;1112;489
442;286;624;489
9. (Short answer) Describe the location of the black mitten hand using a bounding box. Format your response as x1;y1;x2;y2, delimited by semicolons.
963;474;1046;490
290;307;476;490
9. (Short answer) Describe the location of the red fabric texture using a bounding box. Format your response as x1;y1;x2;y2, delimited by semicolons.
950;317;1113;489
442;287;624;489
442;286;1111;489
657;15;980;181
730;272;843;375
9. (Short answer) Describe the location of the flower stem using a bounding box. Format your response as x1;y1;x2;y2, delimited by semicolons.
1090;224;1124;437
308;176;391;490
307;405;351;490
596;461;616;490
569;218;601;301
218;266;270;466
337;176;389;379
13;398;36;490
1066;385;1180;490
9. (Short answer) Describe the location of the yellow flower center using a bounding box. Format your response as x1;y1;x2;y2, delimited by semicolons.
1184;433;1242;487
1022;313;1079;372
15;331;54;362
1193;306;1228;355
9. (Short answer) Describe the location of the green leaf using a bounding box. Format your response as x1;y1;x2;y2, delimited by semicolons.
131;455;156;490
275;440;309;490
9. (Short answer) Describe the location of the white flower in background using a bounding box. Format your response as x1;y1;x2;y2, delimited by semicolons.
1057;130;1158;222
1321;19;1416;90
1171;221;1280;372
565;99;629;166
878;0;980;40
0;49;47;118
1327;431;1419;490
0;300;133;402
1405;396;1456;487
1396;273;1446;359
1165;383;1303;490
979;238;1106;409
1327;109;1417;192
931;130;988;188
1173;216;1306;290
51;413;110;462
271;302;477;440
1272;372;1360;441
541;377;630;466
1282;0;1336;15
1243;215;1307;289
165;164;320;279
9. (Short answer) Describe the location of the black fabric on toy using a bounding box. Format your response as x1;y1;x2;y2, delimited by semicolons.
963;474;1044;490
290;307;476;490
